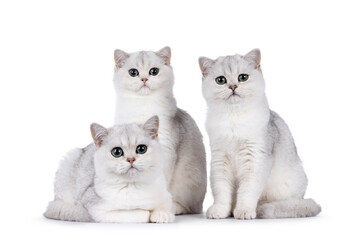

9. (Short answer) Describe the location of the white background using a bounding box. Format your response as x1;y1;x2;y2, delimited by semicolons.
1;0;359;239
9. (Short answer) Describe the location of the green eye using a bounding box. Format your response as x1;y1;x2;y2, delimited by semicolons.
136;145;147;154
238;74;249;82
149;68;159;76
129;68;139;77
111;147;123;158
215;76;227;85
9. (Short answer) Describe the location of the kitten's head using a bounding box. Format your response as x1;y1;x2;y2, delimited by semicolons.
90;116;162;180
113;47;174;96
199;49;264;104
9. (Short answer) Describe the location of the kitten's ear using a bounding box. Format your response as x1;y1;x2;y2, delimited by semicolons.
156;47;171;65
244;48;261;69
114;49;129;68
199;57;215;77
90;123;109;147
143;115;159;139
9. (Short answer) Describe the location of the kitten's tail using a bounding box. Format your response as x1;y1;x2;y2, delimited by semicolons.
257;198;321;219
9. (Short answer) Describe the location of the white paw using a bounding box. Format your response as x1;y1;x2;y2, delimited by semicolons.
150;211;175;223
233;207;256;220
172;202;187;215
206;204;231;219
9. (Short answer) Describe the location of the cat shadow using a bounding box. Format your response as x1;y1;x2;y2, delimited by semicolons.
174;213;238;223
174;213;205;222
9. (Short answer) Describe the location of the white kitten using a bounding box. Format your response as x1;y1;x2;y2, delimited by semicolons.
113;47;206;214
44;116;174;223
199;49;321;219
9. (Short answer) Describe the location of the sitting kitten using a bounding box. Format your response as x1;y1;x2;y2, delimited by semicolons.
199;49;321;219
44;116;174;223
113;47;206;214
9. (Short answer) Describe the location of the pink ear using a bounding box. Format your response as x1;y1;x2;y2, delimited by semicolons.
156;47;171;65
198;57;215;77
90;123;108;147
244;48;261;69
114;49;129;68
143;115;159;139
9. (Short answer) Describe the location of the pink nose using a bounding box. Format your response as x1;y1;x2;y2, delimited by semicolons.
127;157;135;165
229;85;237;91
141;78;148;83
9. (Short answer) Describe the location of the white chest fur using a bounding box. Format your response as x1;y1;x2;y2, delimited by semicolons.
94;177;168;211
206;102;270;149
114;94;177;124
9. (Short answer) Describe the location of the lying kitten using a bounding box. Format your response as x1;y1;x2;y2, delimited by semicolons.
113;47;206;214
199;49;321;219
44;116;174;223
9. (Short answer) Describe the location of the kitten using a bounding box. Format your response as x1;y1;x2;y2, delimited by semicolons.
199;49;321;219
113;47;206;214
44;116;174;223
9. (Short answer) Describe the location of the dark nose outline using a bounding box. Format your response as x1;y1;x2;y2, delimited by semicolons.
229;85;238;91
127;157;136;165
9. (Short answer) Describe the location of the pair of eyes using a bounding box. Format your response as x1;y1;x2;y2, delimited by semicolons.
215;74;249;85
111;145;147;158
128;68;159;77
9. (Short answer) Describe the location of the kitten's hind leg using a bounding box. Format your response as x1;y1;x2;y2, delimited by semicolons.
44;200;92;222
168;109;207;215
172;202;188;215
169;150;207;215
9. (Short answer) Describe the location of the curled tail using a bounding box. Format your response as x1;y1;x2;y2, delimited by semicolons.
257;198;321;219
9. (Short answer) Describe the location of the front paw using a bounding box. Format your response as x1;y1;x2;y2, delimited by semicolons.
206;204;231;219
150;211;174;223
233;207;256;220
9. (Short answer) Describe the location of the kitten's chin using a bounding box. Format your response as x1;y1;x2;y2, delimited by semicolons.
125;168;141;177
112;166;142;178
226;94;242;104
138;86;152;95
